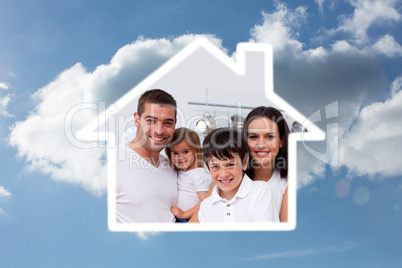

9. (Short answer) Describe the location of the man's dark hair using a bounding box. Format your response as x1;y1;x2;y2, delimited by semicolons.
137;89;177;116
202;128;248;168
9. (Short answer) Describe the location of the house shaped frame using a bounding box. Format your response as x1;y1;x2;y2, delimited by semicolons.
78;37;325;231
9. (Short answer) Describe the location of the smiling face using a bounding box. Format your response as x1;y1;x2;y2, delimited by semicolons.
134;103;176;153
207;153;248;200
247;117;283;170
169;140;196;171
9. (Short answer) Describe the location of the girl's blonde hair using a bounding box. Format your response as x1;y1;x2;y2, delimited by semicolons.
165;127;204;171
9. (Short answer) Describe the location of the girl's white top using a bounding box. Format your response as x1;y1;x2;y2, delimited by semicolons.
176;168;212;211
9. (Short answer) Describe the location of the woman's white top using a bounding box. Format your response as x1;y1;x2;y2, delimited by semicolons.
265;169;288;217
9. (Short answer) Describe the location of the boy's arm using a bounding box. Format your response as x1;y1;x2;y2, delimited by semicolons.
279;187;288;222
188;207;199;223
197;191;208;201
194;199;208;223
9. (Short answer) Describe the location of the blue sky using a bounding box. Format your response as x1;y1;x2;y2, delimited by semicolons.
1;0;402;267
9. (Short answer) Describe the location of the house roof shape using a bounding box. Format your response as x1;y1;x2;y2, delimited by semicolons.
77;37;325;232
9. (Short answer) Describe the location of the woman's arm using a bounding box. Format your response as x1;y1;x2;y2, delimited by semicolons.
279;187;288;222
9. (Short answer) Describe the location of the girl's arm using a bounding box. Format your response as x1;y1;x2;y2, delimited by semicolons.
188;181;216;223
171;190;208;220
279;186;288;222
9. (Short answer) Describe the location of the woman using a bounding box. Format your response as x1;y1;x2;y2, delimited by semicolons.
242;106;289;222
189;106;289;223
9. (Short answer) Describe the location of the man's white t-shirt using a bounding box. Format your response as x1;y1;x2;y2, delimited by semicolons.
116;145;177;223
198;174;277;223
176;168;212;212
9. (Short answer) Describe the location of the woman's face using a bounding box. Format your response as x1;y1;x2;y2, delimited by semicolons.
247;117;282;169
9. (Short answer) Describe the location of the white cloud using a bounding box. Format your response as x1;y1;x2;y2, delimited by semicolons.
249;2;307;53
0;186;11;197
335;0;401;44
0;185;10;216
249;2;401;184
372;34;402;57
314;0;338;14
136;232;161;240
331;40;355;52
250;2;384;116
391;76;402;95
315;0;326;14
9;64;107;194
309;185;319;192
339;75;402;177
297;147;326;188
243;242;359;260
0;81;13;117
0;82;10;90
0;94;12;116
8;34;224;194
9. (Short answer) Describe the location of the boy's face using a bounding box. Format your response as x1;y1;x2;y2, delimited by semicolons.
207;153;248;200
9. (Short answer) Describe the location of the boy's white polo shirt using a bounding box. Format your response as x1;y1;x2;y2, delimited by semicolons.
198;174;277;223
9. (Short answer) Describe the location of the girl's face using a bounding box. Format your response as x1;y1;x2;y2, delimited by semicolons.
247;117;283;170
170;140;196;171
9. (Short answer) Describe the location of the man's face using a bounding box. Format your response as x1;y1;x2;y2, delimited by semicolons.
134;103;176;153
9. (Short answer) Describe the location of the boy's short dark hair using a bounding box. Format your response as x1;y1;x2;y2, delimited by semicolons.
202;128;247;168
137;89;177;116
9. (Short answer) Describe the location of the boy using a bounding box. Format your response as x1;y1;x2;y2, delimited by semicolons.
198;128;277;223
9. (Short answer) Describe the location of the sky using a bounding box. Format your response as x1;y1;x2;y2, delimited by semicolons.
0;0;401;267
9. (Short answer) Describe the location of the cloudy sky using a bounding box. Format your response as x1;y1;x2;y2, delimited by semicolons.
1;0;401;266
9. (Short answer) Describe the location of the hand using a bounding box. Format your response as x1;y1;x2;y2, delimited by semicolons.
171;206;184;218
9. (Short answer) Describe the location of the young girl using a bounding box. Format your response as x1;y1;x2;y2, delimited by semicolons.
242;106;290;222
165;127;212;222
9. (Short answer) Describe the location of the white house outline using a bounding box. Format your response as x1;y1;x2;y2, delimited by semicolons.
78;37;325;232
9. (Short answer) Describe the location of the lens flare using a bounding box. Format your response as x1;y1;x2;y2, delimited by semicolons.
335;179;350;198
353;186;370;205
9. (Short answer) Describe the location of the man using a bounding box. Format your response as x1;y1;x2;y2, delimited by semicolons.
116;89;178;223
